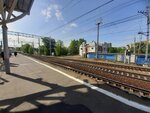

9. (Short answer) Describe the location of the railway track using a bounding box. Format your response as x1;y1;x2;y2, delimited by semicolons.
60;59;150;82
28;55;150;98
63;58;150;72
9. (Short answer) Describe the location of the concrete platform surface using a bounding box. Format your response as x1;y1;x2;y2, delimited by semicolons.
0;54;149;113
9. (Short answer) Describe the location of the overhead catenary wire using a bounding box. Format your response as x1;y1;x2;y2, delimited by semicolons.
69;0;82;8
39;0;140;36
42;0;141;37
78;0;142;27
55;27;147;44
43;0;114;35
61;14;144;38
61;0;75;11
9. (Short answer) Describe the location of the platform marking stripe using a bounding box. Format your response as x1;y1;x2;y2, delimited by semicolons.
26;56;150;112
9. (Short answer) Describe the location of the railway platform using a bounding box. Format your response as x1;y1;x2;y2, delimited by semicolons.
0;54;149;113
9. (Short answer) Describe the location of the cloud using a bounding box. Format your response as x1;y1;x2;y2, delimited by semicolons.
41;4;63;21
69;23;78;28
41;8;52;19
55;9;63;20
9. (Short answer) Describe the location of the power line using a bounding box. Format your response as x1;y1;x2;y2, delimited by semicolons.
61;0;75;11
63;0;141;33
40;0;139;36
101;14;142;28
69;0;82;8
62;14;144;38
53;27;146;44
43;0;114;35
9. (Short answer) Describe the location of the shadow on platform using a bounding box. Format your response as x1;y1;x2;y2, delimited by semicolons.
0;73;93;113
1;102;92;113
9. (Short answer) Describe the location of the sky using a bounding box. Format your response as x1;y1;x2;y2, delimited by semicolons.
0;0;149;47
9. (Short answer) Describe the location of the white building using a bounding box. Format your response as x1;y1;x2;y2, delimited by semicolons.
79;42;87;57
79;41;112;57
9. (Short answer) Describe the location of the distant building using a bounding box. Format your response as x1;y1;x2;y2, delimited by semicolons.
142;39;150;43
79;42;86;57
102;42;112;53
79;41;112;57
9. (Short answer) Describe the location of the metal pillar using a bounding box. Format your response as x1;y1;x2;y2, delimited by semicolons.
145;6;150;62
2;23;10;74
96;22;100;59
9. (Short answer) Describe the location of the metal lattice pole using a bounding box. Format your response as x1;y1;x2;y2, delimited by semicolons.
145;6;150;62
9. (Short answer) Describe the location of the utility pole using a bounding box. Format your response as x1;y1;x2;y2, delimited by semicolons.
138;6;150;64
134;36;136;54
96;21;102;59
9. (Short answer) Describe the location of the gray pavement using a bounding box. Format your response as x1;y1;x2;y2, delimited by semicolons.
0;54;148;113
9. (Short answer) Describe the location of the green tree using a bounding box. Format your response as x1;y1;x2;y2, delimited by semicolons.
55;40;63;56
21;44;31;53
108;47;125;53
21;44;34;54
16;47;21;51
41;37;56;55
130;42;149;54
117;47;125;53
29;46;34;54
39;45;45;55
69;38;86;55
61;47;68;56
108;47;117;53
69;40;78;55
78;38;86;47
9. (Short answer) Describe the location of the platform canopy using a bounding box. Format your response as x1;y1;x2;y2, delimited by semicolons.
0;0;34;74
0;0;34;24
5;0;34;14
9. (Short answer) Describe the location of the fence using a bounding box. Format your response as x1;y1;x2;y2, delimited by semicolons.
87;53;150;65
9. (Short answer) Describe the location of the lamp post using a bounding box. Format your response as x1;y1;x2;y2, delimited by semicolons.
0;0;34;73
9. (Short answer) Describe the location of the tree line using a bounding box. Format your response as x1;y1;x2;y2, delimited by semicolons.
17;37;148;56
17;37;86;56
